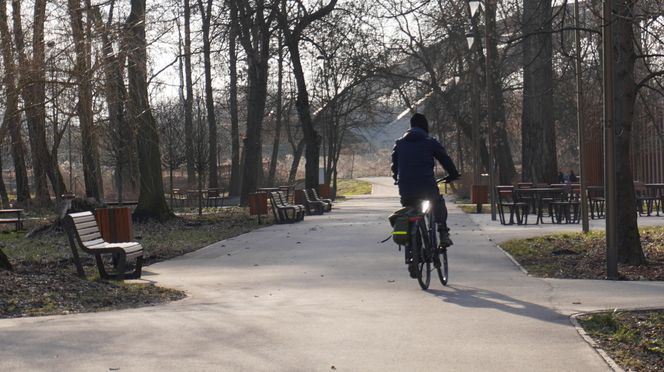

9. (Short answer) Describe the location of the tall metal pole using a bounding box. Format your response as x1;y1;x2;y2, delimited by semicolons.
575;0;589;233
485;0;497;221
602;0;618;279
471;45;481;213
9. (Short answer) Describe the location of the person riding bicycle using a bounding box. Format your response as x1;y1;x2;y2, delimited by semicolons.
391;113;460;247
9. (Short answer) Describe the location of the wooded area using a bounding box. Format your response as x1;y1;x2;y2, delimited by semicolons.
0;0;662;263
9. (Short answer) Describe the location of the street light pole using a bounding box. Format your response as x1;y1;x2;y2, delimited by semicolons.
467;32;482;213
602;0;618;279
484;0;497;221
575;0;589;233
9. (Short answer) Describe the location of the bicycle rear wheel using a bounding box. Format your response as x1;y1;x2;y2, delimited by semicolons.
411;220;430;290
435;245;449;286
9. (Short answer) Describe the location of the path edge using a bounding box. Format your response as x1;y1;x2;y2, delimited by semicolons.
569;311;625;372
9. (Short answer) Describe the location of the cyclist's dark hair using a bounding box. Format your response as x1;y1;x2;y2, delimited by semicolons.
410;113;429;133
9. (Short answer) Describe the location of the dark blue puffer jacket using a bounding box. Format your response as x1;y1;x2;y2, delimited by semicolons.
391;127;459;197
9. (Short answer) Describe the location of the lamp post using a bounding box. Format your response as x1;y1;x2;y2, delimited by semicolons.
602;0;618;279
574;0;589;233
467;0;497;220
466;30;482;213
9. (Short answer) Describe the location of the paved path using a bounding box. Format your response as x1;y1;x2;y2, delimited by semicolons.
2;177;663;371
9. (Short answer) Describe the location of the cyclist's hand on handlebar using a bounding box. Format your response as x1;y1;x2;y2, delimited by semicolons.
441;174;461;183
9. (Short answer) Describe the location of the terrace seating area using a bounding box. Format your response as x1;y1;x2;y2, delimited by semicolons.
492;182;664;225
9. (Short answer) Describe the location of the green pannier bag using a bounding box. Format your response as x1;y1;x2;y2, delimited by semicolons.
388;207;418;245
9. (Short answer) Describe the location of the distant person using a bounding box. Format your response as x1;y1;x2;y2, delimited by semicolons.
568;170;578;183
391;113;460;251
558;171;565;183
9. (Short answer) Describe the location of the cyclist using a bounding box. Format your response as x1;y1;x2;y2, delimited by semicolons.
391;113;460;250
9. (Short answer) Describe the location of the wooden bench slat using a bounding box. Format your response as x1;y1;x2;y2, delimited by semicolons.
74;220;99;229
76;226;101;236
82;238;106;247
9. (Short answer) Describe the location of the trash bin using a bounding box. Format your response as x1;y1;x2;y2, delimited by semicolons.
471;185;488;204
94;207;133;243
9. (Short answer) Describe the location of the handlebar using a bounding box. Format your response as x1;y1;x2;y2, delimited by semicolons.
394;174;461;186
437;174;461;184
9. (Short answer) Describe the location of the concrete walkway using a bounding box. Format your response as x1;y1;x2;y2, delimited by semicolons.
1;177;663;371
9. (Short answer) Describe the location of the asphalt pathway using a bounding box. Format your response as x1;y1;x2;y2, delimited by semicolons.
2;177;663;371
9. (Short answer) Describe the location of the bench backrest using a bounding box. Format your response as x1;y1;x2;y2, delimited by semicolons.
269;191;284;207
64;211;105;252
276;191;290;205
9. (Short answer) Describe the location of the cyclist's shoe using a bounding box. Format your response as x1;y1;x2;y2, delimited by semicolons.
408;262;418;278
439;230;453;247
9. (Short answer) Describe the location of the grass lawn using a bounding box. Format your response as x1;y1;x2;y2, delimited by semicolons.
577;310;663;372
501;226;664;371
336;178;372;196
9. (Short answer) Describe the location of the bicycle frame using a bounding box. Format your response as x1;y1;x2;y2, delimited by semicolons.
416;199;437;250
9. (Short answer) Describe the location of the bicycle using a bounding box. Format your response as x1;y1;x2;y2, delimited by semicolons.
407;178;454;290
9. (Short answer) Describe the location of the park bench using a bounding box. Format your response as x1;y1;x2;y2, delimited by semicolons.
268;191;305;223
307;188;332;212
63;211;144;280
300;189;325;215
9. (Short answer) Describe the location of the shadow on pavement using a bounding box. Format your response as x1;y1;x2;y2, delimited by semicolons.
428;285;569;325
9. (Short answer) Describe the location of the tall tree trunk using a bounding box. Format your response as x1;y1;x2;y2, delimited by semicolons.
612;0;644;264
267;34;284;186
485;0;515;184
0;1;30;206
68;0;103;200
197;0;218;190
10;127;31;206
93;6;130;203
241;58;269;204
288;139;305;184
521;0;557;184
183;0;195;186
229;0;271;206
126;0;172;221
285;42;321;190
228;4;241;196
13;0;52;206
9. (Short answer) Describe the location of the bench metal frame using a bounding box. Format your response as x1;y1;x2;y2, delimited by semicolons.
63;211;144;280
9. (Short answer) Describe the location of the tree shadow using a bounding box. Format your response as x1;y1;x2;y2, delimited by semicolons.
427;285;569;325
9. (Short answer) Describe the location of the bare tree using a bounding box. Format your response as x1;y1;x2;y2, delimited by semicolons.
521;0;557;183
183;0;196;186
267;31;285;187
197;0;219;192
227;1;241;196
155;102;185;208
0;0;30;206
68;0;103;200
126;0;172;221
276;0;338;190
92;3;134;203
228;0;277;205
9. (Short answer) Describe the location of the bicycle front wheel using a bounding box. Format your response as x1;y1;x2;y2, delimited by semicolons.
411;220;430;290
